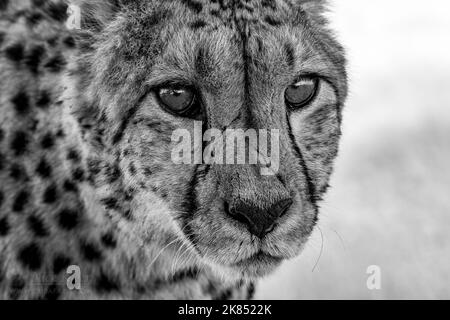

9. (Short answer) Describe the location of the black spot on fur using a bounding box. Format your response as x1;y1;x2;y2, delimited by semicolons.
101;197;119;210
12;190;29;213
45;2;68;22
159;189;168;199
203;281;218;296
27;215;50;238
36;158;52;178
262;0;277;10
25;45;45;74
11;91;31;116
53;254;71;274
265;15;282;26
283;42;295;69
57;208;81;230
0;0;9;11
190;20;207;29
72;167;85;181
0;148;6;170
43;183;58;204
214;288;233;300
247;282;255;299
26;12;44;26
56;128;65;138
4;43;24;62
255;37;265;55
171;268;199;283
43;282;61;300
87;159;102;176
122;209;133;220
128;162;136;176
10;163;26;181
46;36;58;47
32;0;46;7
63;36;76;48
9;275;25;300
182;0;203;13
10;131;30;156
63;179;78;193
0;128;3;142
0;216;10;237
36;90;51;108
105;164;121;183
67;148;81;163
0;153;4;171
0;190;3;208
44;54;66;72
17;242;43;271
40;132;55;149
94;271;120;294
79;241;103;262
101;232;117;249
210;9;220;18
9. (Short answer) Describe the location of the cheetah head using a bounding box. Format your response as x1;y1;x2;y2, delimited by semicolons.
68;0;347;280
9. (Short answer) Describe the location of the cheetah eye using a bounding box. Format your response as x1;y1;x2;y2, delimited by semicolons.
156;86;197;116
285;77;319;109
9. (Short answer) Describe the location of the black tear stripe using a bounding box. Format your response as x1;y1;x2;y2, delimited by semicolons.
177;165;202;255
286;116;319;215
111;105;140;145
185;165;202;215
111;92;149;145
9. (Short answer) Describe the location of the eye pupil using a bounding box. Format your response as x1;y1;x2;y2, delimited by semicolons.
285;78;318;109
158;87;195;114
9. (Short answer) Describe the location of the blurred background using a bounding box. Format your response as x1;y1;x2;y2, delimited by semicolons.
257;0;450;299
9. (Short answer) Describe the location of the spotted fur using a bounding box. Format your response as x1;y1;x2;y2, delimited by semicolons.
0;0;347;299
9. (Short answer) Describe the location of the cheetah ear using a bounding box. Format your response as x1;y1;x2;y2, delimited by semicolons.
67;0;121;31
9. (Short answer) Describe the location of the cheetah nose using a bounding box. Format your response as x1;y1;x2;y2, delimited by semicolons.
226;198;293;238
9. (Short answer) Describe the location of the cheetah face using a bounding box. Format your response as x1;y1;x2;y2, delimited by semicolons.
72;0;347;280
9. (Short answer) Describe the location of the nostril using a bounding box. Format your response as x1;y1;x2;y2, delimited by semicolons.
271;198;293;219
225;198;293;239
225;202;253;227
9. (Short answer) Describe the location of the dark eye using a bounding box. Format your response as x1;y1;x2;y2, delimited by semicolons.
285;78;319;109
157;86;196;115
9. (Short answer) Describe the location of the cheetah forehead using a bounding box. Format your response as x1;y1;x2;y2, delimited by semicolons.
71;0;327;31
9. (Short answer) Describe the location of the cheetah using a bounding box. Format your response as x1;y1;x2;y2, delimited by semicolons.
0;0;347;299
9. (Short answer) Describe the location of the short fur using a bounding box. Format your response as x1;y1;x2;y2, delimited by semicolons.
0;0;347;299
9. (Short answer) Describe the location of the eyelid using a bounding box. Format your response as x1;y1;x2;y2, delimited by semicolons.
159;87;187;95
291;73;320;84
292;78;315;87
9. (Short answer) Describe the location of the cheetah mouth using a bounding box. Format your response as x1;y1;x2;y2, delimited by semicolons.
179;190;314;279
232;251;283;268
227;251;284;278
